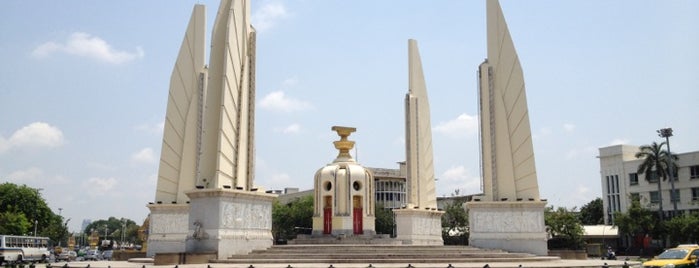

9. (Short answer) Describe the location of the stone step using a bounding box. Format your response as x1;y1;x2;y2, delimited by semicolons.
228;253;535;260
253;246;504;254
216;256;560;264
217;245;557;264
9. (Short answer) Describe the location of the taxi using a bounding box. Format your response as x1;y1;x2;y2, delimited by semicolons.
643;244;699;268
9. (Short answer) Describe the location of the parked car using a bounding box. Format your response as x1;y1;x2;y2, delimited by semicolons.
83;249;101;261
642;244;699;268
102;250;113;261
56;250;77;262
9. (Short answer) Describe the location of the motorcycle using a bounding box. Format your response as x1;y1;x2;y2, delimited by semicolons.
605;248;616;260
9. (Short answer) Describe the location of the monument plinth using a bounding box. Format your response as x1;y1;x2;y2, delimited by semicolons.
185;189;276;259
146;204;189;257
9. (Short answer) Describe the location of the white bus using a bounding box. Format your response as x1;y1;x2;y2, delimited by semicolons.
0;235;51;264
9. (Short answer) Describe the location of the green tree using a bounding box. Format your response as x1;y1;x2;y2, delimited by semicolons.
441;191;469;245
665;213;699;246
84;217;138;249
613;197;655;252
579;198;604;225
0;209;32;235
545;206;585;249
272;195;313;242
635;141;674;220
374;204;395;236
0;182;67;243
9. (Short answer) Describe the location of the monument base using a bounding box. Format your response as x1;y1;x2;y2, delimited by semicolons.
466;201;548;256
146;203;189;257
394;208;444;245
185;189;276;260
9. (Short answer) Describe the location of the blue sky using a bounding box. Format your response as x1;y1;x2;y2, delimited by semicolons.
1;1;697;232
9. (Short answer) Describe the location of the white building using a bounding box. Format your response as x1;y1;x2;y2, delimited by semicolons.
599;144;699;224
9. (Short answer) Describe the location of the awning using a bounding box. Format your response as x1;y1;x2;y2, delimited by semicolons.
583;225;619;238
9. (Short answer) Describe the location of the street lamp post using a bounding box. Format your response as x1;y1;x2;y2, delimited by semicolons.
121;219;126;249
33;188;43;237
658;127;677;217
104;225;109;248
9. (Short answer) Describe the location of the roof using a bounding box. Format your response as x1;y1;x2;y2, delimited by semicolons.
583;225;619;238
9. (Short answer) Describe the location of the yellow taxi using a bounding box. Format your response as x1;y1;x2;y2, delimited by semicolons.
643;244;699;268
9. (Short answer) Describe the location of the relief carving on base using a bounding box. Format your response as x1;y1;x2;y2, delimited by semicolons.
221;200;271;229
151;213;188;234
472;210;543;233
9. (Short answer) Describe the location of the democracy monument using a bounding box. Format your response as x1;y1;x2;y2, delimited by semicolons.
145;0;549;263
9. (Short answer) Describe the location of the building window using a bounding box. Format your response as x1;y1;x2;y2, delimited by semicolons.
647;172;659;183
691;166;699;179
671;189;680;202
629;173;639;185
650;191;660;204
630;193;640;202
692;188;699;201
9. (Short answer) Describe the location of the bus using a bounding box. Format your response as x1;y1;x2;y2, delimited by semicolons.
0;235;51;264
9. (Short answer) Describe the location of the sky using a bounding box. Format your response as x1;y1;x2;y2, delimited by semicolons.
1;1;698;233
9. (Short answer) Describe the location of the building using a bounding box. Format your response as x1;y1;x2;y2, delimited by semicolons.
371;164;408;209
599;144;699;224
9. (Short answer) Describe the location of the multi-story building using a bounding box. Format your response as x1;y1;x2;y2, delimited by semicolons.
599;144;699;224
370;163;408;209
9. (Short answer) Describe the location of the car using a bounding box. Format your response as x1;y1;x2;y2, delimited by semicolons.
83;249;101;261
642;244;699;268
102;250;113;261
56;250;77;262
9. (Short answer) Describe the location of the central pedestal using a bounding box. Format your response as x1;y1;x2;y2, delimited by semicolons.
466;201;548;256
394;208;444;245
185;189;276;260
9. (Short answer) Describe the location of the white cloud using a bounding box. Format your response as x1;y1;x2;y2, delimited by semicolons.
252;2;289;31
392;136;405;147
563;123;576;133
281;77;298;88
441;166;469;182
609;138;630;145
269;173;293;186
82;177;118;197
433;113;478;138
439;165;482;196
539;127;552;136
571;184;592;207
7;167;44;182
279;123;301;134
135;122;164;136
32;32;144;64
259;91;311;112
5;167;70;185
131;147;156;164
0;122;65;153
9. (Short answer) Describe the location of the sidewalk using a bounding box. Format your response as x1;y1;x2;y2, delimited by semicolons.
46;259;642;268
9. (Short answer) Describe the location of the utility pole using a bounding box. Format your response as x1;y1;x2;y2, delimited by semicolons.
658;127;677;217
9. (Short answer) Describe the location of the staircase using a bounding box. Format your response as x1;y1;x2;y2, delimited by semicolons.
214;244;559;265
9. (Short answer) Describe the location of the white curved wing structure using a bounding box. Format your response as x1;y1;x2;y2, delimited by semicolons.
198;0;256;190
155;5;207;204
479;0;540;201
405;39;437;209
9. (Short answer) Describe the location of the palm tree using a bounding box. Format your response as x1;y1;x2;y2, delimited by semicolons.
635;141;673;220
